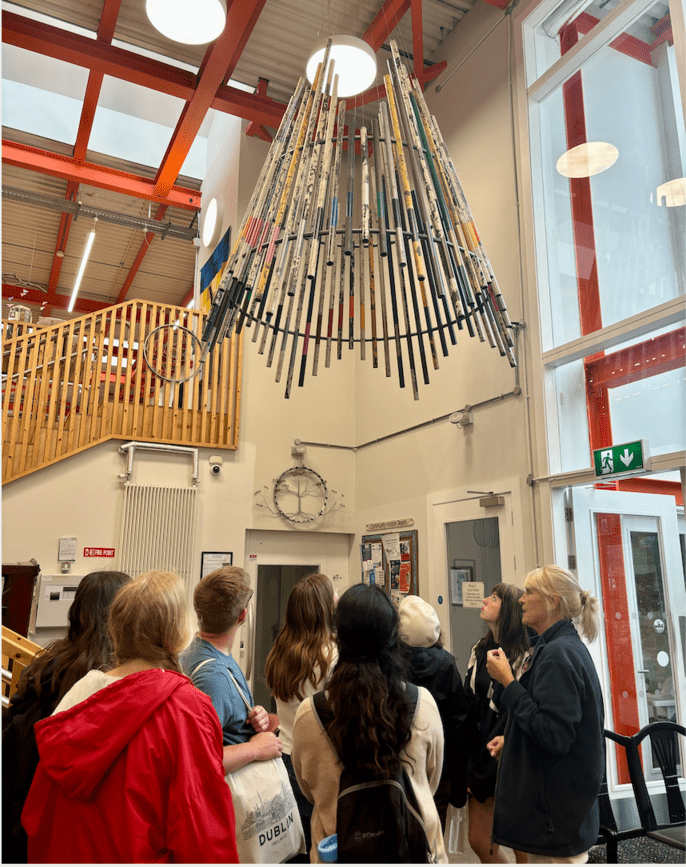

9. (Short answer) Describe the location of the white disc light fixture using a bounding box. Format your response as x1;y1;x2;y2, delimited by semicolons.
202;196;222;248
306;35;377;98
146;0;227;45
556;142;619;178
656;177;686;207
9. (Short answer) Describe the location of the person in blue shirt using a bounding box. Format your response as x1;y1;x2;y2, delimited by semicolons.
183;566;282;773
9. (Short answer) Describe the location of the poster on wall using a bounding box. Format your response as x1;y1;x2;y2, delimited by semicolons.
360;530;418;596
201;551;234;579
450;560;475;605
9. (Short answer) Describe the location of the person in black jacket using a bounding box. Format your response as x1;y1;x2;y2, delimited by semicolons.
462;583;530;863
2;569;130;863
398;594;469;830
486;565;604;864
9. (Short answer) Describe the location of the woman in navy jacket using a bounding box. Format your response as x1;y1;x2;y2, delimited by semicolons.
486;565;605;864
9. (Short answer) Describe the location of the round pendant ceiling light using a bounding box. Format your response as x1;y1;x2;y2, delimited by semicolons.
306;35;377;98
656;177;686;207
201;196;222;248
146;0;227;45
556;142;619;178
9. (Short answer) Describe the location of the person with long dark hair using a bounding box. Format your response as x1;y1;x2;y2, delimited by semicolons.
2;570;131;863
21;571;239;863
291;583;447;863
265;573;337;857
462;583;530;863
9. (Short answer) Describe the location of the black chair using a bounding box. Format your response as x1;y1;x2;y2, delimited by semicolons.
595;723;685;862
596;732;646;863
627;721;685;852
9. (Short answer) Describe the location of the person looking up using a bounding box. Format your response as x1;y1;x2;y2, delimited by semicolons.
486;566;604;864
397;594;469;831
21;570;239;863
3;570;131;864
265;572;338;858
462;583;530;864
184;566;282;773
292;583;447;863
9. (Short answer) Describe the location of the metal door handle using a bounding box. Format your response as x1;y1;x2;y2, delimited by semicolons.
637;669;649;674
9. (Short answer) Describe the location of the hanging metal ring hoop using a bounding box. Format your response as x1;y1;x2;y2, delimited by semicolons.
143;324;203;383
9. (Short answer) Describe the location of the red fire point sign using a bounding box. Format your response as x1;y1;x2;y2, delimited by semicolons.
83;547;115;557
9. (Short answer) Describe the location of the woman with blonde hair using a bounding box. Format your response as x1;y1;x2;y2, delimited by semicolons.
265;573;337;857
21;570;239;863
486;566;604;864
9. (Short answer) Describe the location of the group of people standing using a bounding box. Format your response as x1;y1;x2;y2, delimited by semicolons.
3;561;605;864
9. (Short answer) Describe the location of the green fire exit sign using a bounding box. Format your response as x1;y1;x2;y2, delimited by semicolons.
593;441;649;477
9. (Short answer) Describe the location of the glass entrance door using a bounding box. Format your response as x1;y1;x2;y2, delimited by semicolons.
572;486;686;786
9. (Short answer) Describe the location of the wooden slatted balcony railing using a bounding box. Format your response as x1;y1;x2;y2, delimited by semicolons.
2;300;242;485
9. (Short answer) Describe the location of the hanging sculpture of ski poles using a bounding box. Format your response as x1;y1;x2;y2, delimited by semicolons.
145;39;516;397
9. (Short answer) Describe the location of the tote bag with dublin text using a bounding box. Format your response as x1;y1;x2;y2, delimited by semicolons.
226;749;305;863
193;659;305;863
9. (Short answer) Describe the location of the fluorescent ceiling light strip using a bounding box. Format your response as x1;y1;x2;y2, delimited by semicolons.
68;229;96;313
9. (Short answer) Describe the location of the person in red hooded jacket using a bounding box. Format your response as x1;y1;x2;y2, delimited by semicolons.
21;570;239;864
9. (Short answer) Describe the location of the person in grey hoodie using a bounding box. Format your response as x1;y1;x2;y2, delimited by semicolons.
486;566;605;864
398;595;469;830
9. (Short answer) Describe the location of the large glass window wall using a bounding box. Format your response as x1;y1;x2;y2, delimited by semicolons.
519;0;685;791
530;0;684;352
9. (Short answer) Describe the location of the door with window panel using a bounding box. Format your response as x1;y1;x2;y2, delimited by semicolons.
572;486;685;785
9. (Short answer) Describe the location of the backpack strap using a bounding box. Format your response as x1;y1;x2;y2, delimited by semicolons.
405;682;419;722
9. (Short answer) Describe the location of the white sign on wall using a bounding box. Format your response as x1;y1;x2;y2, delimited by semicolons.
365;518;414;532
462;582;485;608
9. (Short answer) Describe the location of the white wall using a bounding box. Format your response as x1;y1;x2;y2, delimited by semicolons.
352;0;541;595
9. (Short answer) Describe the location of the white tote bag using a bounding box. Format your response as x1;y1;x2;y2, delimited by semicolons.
224;669;306;863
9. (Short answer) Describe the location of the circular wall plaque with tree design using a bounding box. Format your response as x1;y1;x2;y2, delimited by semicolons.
273;466;328;524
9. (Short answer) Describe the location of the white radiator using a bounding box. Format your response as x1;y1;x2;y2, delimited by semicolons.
118;483;197;590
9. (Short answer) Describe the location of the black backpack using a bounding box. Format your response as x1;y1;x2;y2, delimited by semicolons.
312;683;432;864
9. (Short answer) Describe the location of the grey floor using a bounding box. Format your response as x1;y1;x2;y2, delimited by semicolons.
444;818;684;865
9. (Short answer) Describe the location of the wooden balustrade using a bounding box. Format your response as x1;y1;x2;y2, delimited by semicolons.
2;300;242;484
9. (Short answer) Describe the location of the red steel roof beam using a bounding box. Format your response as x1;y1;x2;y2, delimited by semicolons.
363;0;411;52
246;79;274;142
2;12;286;128
43;181;80;317
2;284;110;314
43;0;124;316
2;141;201;211
181;284;195;308
153;0;268;197
3;12;196;99
115;205;168;304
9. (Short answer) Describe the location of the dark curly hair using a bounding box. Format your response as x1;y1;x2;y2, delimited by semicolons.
325;584;413;779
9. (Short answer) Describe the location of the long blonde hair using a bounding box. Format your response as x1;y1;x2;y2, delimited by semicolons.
108;571;196;672
525;565;600;643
